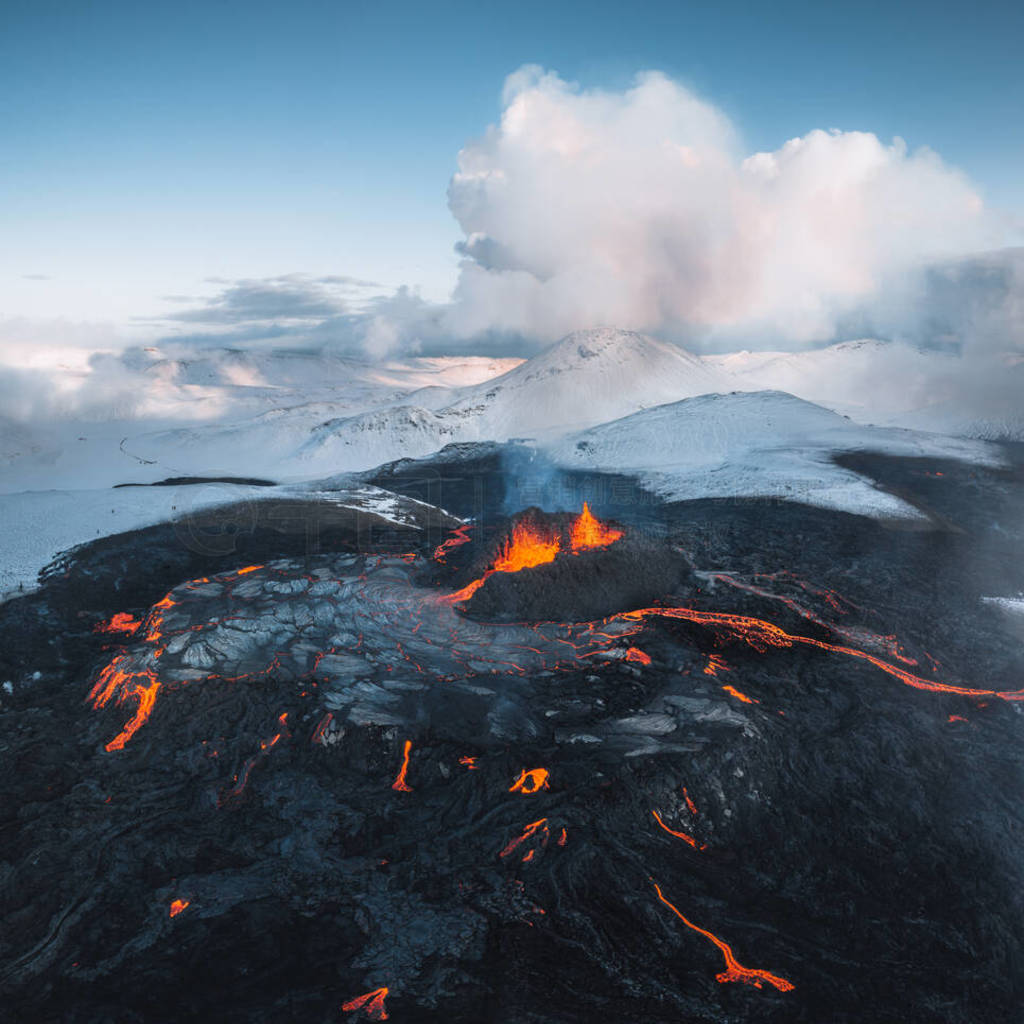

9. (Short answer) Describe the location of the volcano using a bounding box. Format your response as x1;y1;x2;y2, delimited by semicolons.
446;505;688;623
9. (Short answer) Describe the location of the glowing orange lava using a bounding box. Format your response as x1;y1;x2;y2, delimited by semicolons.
444;577;487;604
625;647;652;665
494;522;561;572
651;810;704;850
500;817;549;860
613;605;1024;702
169;899;190;918
459;756;479;770
391;739;413;792
509;768;550;794
433;523;473;562
342;986;389;1020
88;658;161;752
653;882;794;992
570;502;623;553
721;684;759;704
94;612;141;636
445;520;560;604
703;655;730;676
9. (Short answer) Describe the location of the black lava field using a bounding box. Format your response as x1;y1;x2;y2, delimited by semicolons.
2;444;1024;1023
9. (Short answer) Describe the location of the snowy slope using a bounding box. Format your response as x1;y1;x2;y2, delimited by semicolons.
0;480;456;601
59;353;520;486
296;405;475;471
545;390;1002;518
0;484;259;600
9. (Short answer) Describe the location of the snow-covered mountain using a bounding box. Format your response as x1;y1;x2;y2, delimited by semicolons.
435;328;730;436
545;389;1002;518
127;329;733;478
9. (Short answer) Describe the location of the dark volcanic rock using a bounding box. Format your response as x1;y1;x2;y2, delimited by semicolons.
464;539;690;622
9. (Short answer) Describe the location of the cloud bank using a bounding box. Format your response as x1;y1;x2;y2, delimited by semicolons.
437;66;1004;351
3;66;1020;429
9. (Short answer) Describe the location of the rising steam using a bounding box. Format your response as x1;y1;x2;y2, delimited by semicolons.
441;66;1004;350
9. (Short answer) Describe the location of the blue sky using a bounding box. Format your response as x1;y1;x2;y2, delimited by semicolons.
2;0;1022;333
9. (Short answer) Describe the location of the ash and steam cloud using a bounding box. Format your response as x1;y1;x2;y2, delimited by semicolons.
439;67;1007;351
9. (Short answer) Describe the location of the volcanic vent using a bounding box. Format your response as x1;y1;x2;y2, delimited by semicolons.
446;504;690;623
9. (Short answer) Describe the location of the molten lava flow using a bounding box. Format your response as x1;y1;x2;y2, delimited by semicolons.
494;522;561;572
948;714;968;723
703;655;730;676
391;739;413;792
651;810;704;851
625;647;652;665
459;756;479;770
433;523;473;562
509;768;550;794
682;787;698;816
94;612;141;636
342;987;389;1020
570;502;623;553
235;564;264;575
445;577;488;604
652;882;794;992
169;899;190;917
445;520;560;604
88;658;162;753
721;684;759;705
500;818;550;860
615;605;1024;702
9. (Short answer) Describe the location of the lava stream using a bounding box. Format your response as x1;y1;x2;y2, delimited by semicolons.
652;882;794;992
721;685;759;704
392;739;413;792
651;810;704;850
342;986;389;1020
500;818;550;860
433;523;473;562
616;606;1024;702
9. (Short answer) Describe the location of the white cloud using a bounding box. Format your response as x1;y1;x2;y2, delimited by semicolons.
441;67;1004;349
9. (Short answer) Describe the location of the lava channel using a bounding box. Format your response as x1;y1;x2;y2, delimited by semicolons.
652;882;794;992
